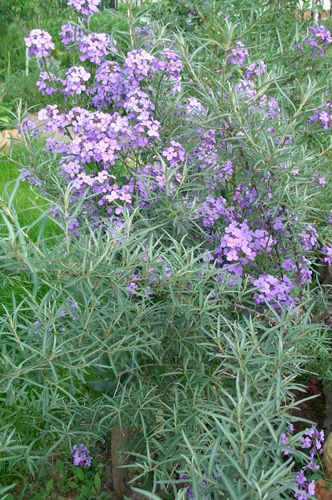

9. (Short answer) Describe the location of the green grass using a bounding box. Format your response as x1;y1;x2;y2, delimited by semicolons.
1;157;43;214
0;154;60;234
0;154;62;313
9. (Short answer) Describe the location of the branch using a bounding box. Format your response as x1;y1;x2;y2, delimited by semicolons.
234;302;332;325
310;305;332;324
233;303;276;323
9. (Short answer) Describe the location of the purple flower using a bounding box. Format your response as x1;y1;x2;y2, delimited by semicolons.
63;66;91;95
308;481;315;496
162;141;186;166
67;0;101;16
251;273;294;309
244;60;266;79
72;443;92;467
78;33;117;64
295;470;307;485
322;245;332;265
294;468;317;500
124;49;158;82
215;221;273;266
37;71;64;95
17;119;39;137
300;436;312;449
281;433;288;444
299;225;318;251
24;29;54;58
281;258;296;272
227;41;249;66
60;23;83;48
308;25;332;45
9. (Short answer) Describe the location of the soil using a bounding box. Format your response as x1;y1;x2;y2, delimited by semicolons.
293;376;327;433
324;385;332;434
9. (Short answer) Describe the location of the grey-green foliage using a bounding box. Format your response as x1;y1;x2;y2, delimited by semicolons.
0;172;324;498
1;1;332;497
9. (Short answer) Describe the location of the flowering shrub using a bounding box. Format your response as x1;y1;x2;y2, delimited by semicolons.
2;0;332;498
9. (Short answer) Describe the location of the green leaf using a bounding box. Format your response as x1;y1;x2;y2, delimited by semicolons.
4;495;14;500
80;484;90;497
46;478;54;493
75;467;85;482
130;488;161;500
141;473;153;491
94;473;101;491
160;491;174;499
88;380;117;394
68;481;78;488
317;5;323;13
56;459;64;472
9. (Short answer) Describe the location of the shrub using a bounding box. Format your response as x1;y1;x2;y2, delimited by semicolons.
2;0;332;498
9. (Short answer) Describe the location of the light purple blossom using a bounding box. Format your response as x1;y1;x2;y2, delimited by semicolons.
37;71;63;95
321;245;332;265
67;0;101;16
299;226;318;251
60;23;84;48
162;141;186;166
63;66;91;95
72;443;92;467
24;29;54;58
17;119;39;137
251;274;294;309
244;60;266;79
215;221;273;266
78;33;117;64
227;41;249;66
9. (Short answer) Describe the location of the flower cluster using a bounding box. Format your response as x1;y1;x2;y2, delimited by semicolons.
215;221;273;266
309;100;332;130
24;29;54;58
244;60;266;79
72;443;92;467
177;425;324;500
78;33;117;64
303;25;332;57
226;41;249;66
296;428;324;500
299;225;318;251
63;65;91;95
67;0;101;16
281;426;324;500
17;119;39;137
322;245;332;265
37;71;64;95
251;274;294;308
60;22;84;48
